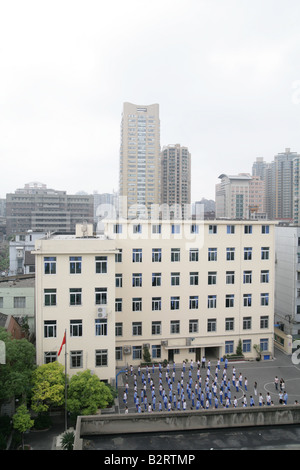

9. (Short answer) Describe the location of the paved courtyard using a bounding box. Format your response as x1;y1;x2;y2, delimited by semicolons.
117;348;300;413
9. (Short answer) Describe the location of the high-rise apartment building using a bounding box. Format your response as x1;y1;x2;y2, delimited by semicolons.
215;174;252;219
6;182;94;234
161;144;191;219
119;103;161;218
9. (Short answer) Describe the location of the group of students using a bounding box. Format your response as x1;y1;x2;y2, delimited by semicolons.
122;358;289;414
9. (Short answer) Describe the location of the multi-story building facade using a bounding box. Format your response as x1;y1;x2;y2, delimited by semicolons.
275;225;300;337
119;103;161;219
161;144;191;218
6;182;94;235
34;220;275;383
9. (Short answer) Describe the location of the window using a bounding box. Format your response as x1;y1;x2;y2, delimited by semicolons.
95;287;107;305
152;297;161;311
191;224;199;234
226;271;235;284
208;271;217;285
190;272;199;285
225;341;234;354
133;346;142;360
209;225;217;234
242;339;251;353
115;322;123;336
152;345;161;359
244;247;252;260
243;270;252;284
189;296;199;309
171;224;181;234
152;272;161;287
70;288;82;306
152;224;161;234
208;248;217;261
44;320;56;338
132;322;142;336
261;270;269;283
207;318;216;332
44;257;56;274
207;295;217;308
70;319;83;336
170;296;180;310
261;247;270;260
244;225;252;234
170;320;180;334
243;294;252;307
260;316;269;329
171;272;180;286
261;293;269;306
115;298;122;312
0;297;3;308
260;338;269;351
115;249;122;263
95;256;107;273
115;346;123;361
227;225;235;234
44;289;56;306
189;319;198;333
114;224;122;234
133;224;142;234
225;317;234;331
95;319;107;336
262;225;269;234
171;248;180;262
152;321;161;335
189;249;199;262
132;297;142;311
70;350;83;368
225;294;234;308
152;248;162;262
70;256;82;274
243;317;252;330
226;247;235;261
95;349;108;367
132;249;142;262
14;297;26;308
132;273;142;287
115;273;123;288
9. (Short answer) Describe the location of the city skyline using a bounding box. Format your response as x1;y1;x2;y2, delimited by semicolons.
1;1;300;201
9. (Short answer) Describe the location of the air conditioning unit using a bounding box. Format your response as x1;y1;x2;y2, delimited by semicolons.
123;346;131;355
97;307;107;318
161;340;168;347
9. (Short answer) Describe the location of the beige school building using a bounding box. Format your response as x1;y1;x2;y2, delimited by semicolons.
33;220;275;383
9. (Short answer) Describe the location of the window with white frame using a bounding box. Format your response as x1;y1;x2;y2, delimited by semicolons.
95;318;107;336
44;320;56;338
95;256;107;273
95;287;107;304
95;349;108;367
70;319;82;336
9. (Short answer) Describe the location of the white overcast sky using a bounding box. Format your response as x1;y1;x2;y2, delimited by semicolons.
1;0;300;201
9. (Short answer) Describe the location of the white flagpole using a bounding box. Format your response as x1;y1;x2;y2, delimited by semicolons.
64;329;68;432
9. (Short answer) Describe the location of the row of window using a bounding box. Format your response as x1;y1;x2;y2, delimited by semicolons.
43;288;270;309
44;315;270;339
115;269;270;288
112;223;271;235
44;245;271;275
0;296;27;308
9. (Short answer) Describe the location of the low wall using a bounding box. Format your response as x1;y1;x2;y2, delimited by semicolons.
74;405;300;449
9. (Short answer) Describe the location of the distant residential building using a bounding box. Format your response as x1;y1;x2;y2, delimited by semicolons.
6;182;94;235
0;275;35;333
93;192;118;223
161;144;191;218
119;102;161;218
9;231;47;275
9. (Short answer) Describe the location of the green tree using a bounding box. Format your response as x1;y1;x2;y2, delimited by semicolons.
67;369;113;416
0;328;36;404
30;362;66;414
12;404;34;450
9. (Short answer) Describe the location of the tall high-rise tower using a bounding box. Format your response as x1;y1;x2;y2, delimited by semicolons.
161;144;191;218
119;102;161;218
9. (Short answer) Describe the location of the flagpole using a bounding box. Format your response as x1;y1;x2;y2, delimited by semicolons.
64;328;68;432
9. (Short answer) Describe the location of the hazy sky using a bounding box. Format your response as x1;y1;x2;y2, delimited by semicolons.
1;0;300;201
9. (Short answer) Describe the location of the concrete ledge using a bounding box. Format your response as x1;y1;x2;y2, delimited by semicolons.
74;405;300;449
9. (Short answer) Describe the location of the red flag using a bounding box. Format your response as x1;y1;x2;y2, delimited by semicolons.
58;332;66;356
